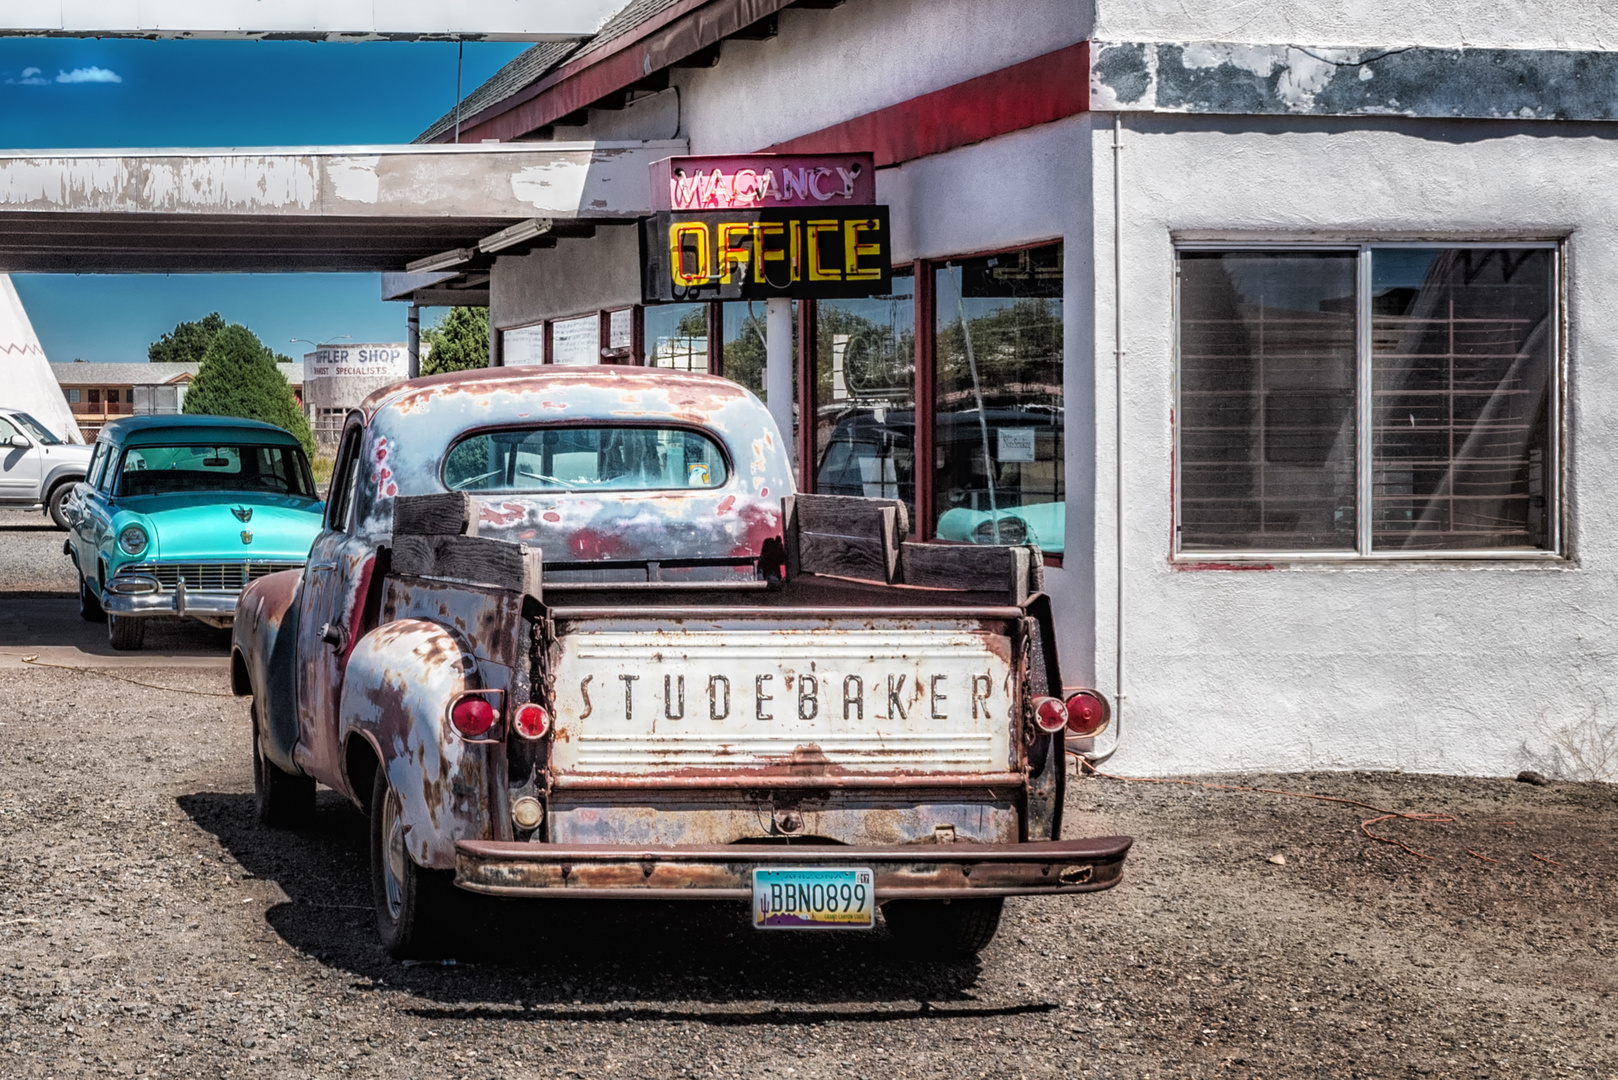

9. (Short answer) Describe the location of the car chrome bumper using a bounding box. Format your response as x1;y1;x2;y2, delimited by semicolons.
100;586;240;619
454;836;1133;900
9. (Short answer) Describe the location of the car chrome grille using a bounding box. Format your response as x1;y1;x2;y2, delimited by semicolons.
113;562;303;593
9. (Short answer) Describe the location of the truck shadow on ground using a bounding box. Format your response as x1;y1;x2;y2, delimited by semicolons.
178;790;1046;1019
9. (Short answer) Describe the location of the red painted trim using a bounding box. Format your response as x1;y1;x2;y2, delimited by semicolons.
797;299;816;492
763;42;1089;166
441;0;795;145
913;259;934;542
706;300;724;377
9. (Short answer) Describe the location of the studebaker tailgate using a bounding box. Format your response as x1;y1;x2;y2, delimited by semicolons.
546;606;1027;787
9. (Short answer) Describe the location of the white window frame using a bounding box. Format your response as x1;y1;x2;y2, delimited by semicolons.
1172;240;1563;562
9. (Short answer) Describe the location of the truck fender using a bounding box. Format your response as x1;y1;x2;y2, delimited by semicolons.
232;569;304;775
337;618;489;871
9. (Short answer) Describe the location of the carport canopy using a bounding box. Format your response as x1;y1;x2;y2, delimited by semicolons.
0;141;680;280
0;0;630;40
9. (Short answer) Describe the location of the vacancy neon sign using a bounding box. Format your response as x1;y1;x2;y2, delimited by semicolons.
649;153;876;211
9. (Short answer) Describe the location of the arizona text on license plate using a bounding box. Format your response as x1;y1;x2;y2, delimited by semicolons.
752;868;875;929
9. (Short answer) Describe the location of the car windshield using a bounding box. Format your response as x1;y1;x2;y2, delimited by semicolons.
444;426;730;493
9;412;61;445
116;443;316;498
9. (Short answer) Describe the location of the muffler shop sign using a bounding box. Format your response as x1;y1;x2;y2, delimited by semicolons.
641;206;892;302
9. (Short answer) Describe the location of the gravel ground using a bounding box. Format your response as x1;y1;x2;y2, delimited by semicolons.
0;509;77;596
0;654;1613;1080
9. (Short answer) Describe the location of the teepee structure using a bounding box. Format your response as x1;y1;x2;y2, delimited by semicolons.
0;275;80;443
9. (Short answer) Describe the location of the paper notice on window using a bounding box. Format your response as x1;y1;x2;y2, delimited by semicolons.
997;428;1036;463
551;316;598;365
502;324;545;366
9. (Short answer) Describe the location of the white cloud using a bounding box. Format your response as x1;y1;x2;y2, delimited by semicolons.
7;66;50;85
21;67;38;77
55;66;121;84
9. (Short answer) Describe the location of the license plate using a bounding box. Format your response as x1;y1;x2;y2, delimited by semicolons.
752;868;875;929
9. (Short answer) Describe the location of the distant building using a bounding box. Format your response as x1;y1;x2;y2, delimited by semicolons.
302;344;408;450
51;361;304;441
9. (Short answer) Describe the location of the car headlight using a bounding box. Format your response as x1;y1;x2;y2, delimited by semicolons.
118;525;149;556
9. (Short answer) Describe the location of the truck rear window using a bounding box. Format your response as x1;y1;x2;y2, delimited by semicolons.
444;426;730;493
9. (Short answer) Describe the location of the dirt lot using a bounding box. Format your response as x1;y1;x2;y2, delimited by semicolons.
0;513;1614;1079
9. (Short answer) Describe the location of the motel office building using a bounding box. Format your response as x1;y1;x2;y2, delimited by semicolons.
421;0;1618;777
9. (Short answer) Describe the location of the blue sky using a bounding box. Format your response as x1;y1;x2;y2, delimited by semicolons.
0;37;530;362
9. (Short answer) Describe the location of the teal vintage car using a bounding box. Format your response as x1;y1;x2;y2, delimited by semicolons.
65;415;324;650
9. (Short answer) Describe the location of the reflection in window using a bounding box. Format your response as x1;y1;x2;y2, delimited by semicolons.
1371;248;1553;551
932;245;1064;554
720;300;796;403
644;304;709;372
1178;251;1359;551
813;272;916;523
444;426;729;493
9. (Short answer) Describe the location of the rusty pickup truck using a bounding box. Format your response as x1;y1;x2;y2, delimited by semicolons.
230;366;1130;958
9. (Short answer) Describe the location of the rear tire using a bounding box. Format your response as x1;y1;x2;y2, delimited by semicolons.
252;713;314;828
883;897;1005;958
106;612;145;650
47;483;73;530
370;768;458;959
78;573;105;622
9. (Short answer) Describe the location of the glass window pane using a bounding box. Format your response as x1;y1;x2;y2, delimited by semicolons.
719;300;796;403
1370;248;1553;551
117;444;314;498
644;303;709;372
1178;251;1358;551
813;272;916;524
933;245;1064;554
444;426;729;493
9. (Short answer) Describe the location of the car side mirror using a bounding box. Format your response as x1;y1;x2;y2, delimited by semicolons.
7;435;29;449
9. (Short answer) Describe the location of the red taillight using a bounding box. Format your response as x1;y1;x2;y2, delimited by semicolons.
513;702;550;740
450;696;496;738
1032;696;1068;733
1064;690;1111;737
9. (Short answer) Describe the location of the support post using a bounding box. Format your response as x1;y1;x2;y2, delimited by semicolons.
766;297;794;463
407;304;421;379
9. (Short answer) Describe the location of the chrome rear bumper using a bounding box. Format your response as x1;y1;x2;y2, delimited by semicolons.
454;836;1133;900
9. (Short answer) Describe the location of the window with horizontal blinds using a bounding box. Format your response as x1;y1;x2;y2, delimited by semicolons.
1178;251;1359;551
1371;248;1554;550
1176;244;1559;558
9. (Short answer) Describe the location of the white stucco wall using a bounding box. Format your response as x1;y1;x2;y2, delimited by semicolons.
1092;0;1618;50
490;222;642;331
673;0;1089;153
1092;113;1611;777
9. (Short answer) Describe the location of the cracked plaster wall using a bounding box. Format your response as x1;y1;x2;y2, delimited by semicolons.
1092;0;1618;51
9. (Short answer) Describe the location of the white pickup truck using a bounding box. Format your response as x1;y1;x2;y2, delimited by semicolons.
0;407;90;528
230;366;1130;959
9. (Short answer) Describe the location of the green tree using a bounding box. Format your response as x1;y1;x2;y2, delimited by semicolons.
421;306;490;375
183;323;315;455
148;312;226;365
